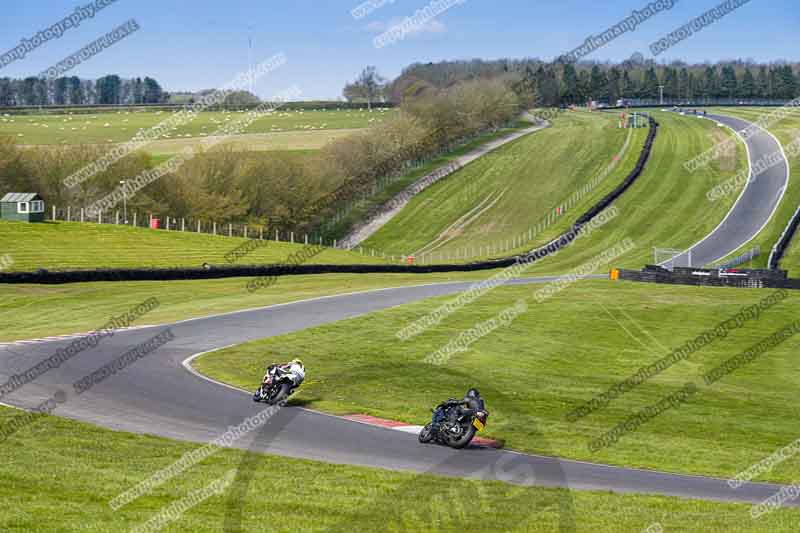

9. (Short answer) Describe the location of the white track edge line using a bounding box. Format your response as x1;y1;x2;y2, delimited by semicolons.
181;348;788;489
669;114;790;267
659;115;753;266
181;348;430;429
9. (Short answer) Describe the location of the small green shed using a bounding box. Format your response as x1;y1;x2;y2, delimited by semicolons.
1;193;45;222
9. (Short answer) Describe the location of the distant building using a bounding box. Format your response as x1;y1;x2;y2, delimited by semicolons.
1;193;45;222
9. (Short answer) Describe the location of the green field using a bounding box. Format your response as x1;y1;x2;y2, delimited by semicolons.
140;128;363;156
0;107;395;146
362;111;747;273
0;220;388;272
4;404;798;531
705;107;800;273
196;279;800;485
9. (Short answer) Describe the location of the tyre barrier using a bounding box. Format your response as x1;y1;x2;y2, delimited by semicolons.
613;265;800;290
574;116;657;227
1;118;658;285
768;205;800;270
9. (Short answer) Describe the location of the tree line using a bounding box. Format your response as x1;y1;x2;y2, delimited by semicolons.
387;58;800;106
0;75;166;107
1;79;521;239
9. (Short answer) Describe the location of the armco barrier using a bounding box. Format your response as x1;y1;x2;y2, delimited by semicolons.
616;266;800;290
1;118;658;285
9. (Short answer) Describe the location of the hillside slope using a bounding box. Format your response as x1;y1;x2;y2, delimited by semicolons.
363;111;647;259
0;221;384;272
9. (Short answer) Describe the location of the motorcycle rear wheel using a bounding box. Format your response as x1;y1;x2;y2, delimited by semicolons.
446;425;476;449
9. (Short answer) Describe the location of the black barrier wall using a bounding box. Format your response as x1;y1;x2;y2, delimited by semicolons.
769;205;800;270
617;266;800;290
1;118;658;285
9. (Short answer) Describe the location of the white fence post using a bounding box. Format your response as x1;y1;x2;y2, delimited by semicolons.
304;234;308;245
52;205;56;220
133;212;137;227
275;229;279;241
290;232;294;243
67;206;71;222
80;208;84;223
98;211;102;224
213;221;217;235
197;220;201;233
228;223;232;237
182;218;185;232
115;211;119;225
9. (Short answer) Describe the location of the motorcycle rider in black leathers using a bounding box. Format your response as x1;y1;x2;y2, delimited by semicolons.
444;388;485;424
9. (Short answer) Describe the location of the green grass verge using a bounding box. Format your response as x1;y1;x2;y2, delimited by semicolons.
3;404;800;531
195;279;800;485
0;220;386;272
704;107;800;273
0;108;395;145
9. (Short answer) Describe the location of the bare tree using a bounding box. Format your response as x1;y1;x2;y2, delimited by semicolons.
343;66;386;109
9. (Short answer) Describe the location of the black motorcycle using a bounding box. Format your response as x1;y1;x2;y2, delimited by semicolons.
418;399;489;449
253;366;297;405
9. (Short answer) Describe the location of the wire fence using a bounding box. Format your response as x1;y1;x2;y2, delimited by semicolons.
43;203;581;266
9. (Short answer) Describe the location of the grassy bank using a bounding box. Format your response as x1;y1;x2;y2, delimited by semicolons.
196;279;800;485
362;111;746;277
362;110;647;258
0;220;387;272
514;110;748;274
323;120;536;240
2;404;799;531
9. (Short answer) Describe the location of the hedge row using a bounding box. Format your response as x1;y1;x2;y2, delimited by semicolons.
0;119;659;285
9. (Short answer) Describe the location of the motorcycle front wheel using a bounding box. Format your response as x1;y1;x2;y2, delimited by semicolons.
418;423;434;443
253;386;266;402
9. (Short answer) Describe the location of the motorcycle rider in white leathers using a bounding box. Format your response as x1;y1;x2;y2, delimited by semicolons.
264;358;305;388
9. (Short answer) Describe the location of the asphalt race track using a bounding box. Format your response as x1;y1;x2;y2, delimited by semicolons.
1;275;796;507
1;113;795;508
669;112;789;268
